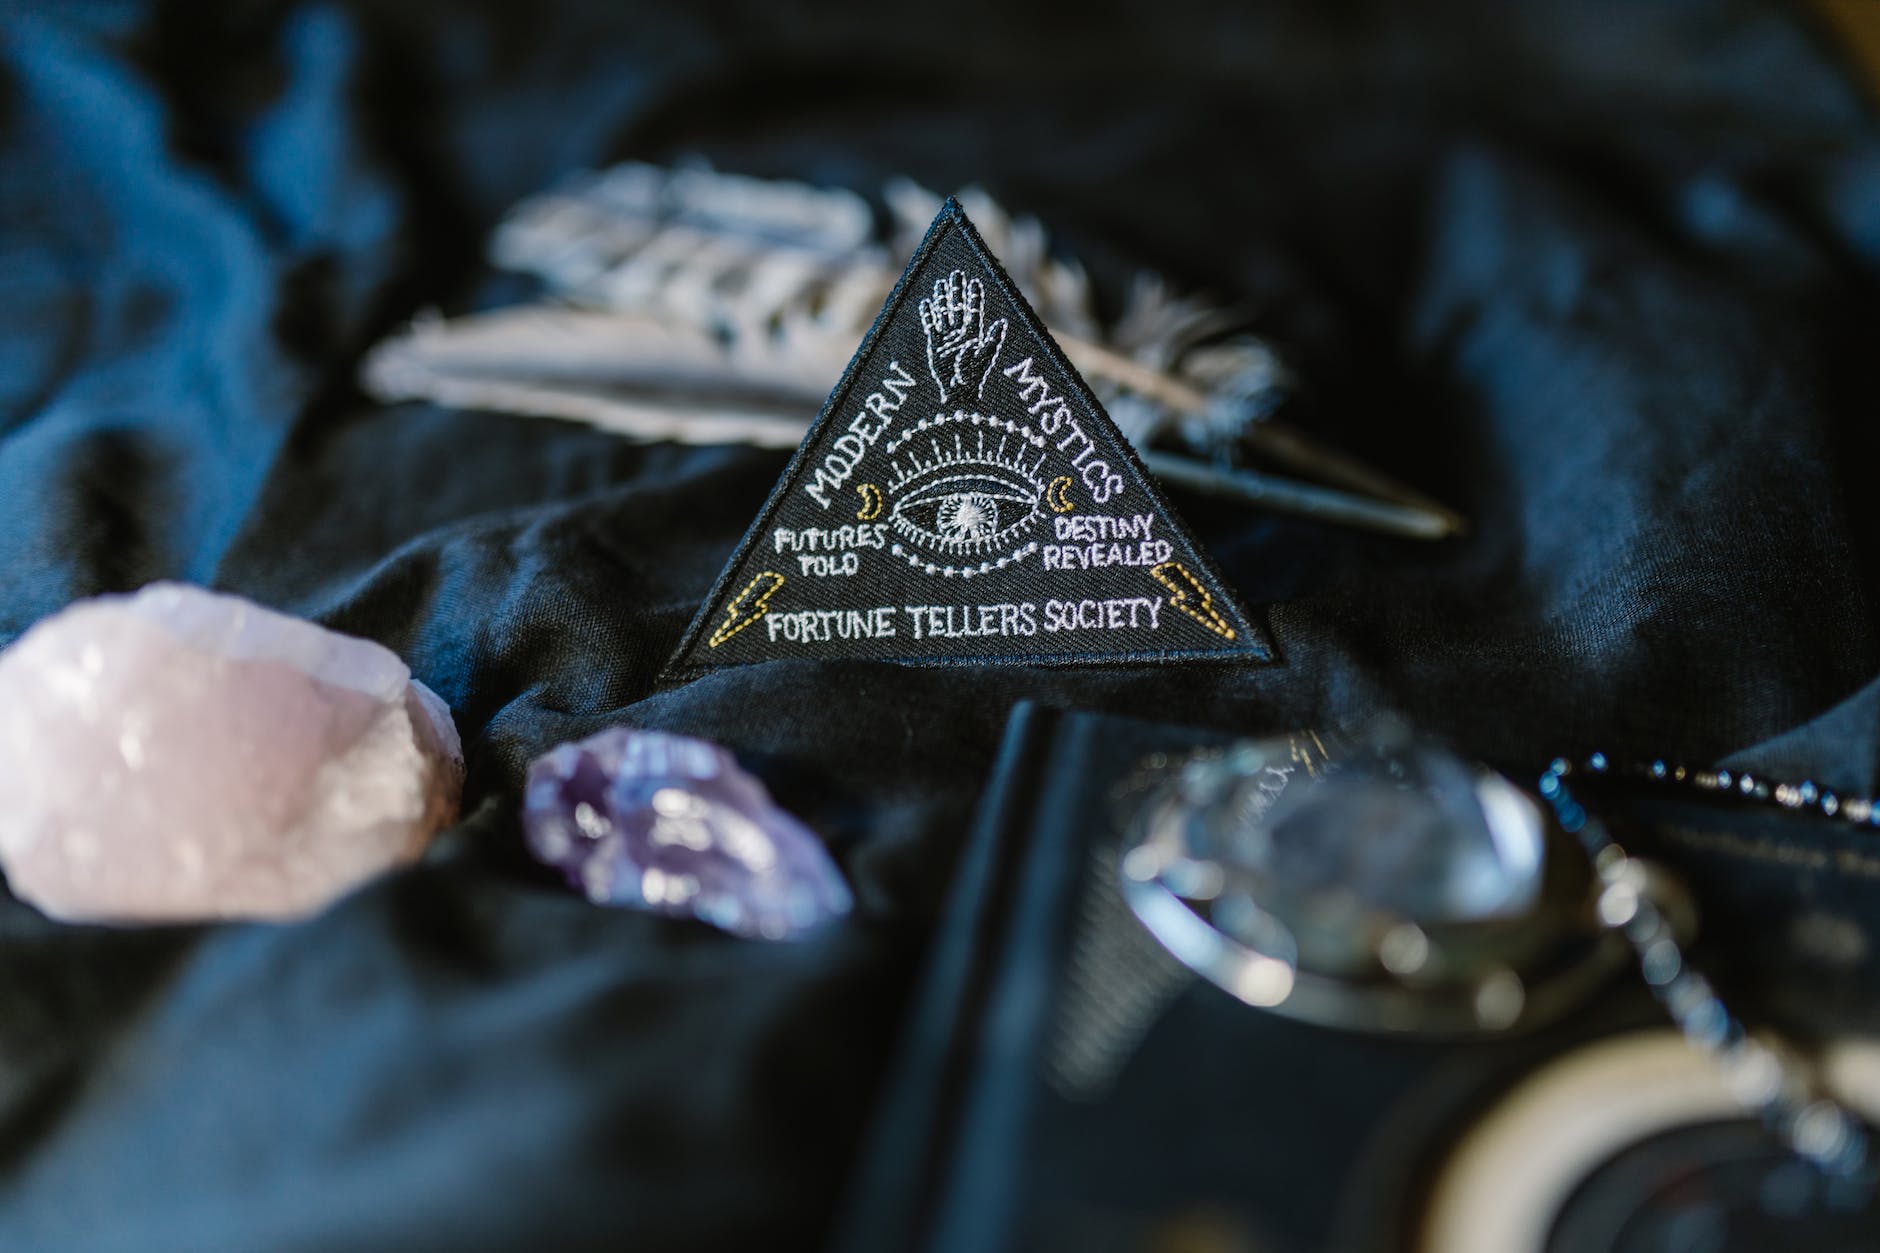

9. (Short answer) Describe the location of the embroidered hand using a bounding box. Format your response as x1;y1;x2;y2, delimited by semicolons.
918;270;1007;403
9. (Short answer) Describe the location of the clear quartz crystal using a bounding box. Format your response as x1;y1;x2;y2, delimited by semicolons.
522;727;852;941
1197;734;1544;925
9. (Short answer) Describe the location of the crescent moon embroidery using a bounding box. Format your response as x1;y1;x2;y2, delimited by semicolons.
855;482;884;521
1046;475;1076;514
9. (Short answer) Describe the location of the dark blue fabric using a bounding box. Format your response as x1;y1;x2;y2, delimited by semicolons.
0;1;1876;1249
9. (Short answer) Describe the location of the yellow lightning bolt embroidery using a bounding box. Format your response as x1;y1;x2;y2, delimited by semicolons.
708;571;786;648
1149;561;1237;640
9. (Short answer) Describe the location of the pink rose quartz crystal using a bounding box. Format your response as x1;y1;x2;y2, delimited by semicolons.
0;583;464;923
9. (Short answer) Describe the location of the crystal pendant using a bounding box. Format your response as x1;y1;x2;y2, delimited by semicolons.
1200;730;1545;925
1122;722;1614;1034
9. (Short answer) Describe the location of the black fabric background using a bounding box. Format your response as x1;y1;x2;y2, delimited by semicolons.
0;2;1877;1250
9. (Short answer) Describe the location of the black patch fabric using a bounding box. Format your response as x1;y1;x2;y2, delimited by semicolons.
664;201;1271;675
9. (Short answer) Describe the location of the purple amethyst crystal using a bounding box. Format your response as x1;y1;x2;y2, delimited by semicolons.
521;727;852;940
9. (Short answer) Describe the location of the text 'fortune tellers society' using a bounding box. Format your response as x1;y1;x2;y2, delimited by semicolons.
762;598;1167;644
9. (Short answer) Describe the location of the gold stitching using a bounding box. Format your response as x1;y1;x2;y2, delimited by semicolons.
708;571;786;648
1148;561;1236;640
855;483;883;521
1046;475;1075;513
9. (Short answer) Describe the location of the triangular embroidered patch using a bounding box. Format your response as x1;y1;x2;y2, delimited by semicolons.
664;199;1272;676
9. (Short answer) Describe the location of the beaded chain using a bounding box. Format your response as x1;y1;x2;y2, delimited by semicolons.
1539;753;1875;1182
1620;753;1878;826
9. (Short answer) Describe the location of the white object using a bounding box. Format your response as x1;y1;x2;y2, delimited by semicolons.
0;583;464;923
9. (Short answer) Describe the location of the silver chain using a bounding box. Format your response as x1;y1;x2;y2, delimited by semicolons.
1540;754;1873;1182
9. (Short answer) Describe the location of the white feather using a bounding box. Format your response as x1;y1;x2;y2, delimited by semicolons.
361;160;1460;537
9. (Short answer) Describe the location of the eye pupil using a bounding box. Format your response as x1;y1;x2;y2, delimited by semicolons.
937;492;999;543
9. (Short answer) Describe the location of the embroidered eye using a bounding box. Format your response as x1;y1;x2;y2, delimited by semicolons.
893;471;1040;556
882;414;1052;575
